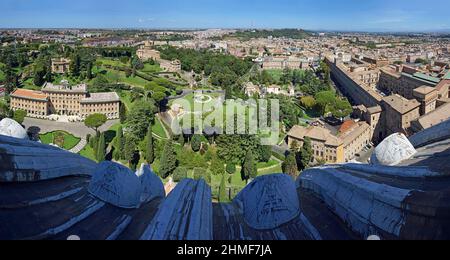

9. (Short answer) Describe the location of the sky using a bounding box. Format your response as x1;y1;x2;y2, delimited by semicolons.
0;0;449;32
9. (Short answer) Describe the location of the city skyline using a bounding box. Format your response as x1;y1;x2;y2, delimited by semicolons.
0;0;449;32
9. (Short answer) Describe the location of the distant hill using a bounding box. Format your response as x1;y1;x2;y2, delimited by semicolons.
227;29;311;40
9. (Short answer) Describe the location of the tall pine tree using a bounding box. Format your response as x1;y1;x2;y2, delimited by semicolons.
119;104;127;124
145;124;155;164
218;174;228;203
123;136;137;168
96;133;106;162
300;137;313;170
282;152;298;178
114;126;124;161
159;140;177;178
242;151;257;182
191;134;202;152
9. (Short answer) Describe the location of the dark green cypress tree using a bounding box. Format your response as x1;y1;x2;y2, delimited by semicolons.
145;124;155;164
159;140;177;178
242;151;257;182
218;174;228;203
282;152;298;178
96;133;106;162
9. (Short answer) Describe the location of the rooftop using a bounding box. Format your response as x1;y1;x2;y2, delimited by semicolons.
383;94;420;114
288;125;341;147
42;82;87;93
413;86;436;95
81;92;120;104
10;89;48;101
2;118;450;240
414;102;450;130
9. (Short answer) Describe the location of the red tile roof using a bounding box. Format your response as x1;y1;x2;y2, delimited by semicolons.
11;89;47;101
339;120;356;134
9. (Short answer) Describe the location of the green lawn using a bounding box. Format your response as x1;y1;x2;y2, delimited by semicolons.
97;58;126;67
153;118;168;139
257;159;280;169
22;78;41;90
119;91;133;110
141;63;163;74
103;69;151;88
79;145;96;162
40;131;81;150
258;164;283;175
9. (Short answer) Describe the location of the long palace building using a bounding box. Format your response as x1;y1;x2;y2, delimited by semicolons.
10;82;120;120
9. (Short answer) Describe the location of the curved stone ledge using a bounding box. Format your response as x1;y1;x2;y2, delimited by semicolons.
410;120;450;148
0;135;96;182
234;174;300;230
140;179;213;240
297;166;412;238
341;163;441;178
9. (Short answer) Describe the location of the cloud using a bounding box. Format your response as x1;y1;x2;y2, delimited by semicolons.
138;18;155;23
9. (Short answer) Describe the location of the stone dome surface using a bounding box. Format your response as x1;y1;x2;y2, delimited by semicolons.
0;118;28;139
88;161;142;208
370;133;416;166
234;174;300;230
135;164;165;203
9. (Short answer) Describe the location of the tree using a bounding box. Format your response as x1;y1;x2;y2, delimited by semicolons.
119;103;127;124
12;110;27;124
123;136;137;167
4;67;18;95
85;113;107;133
299;137;313;170
177;134;185;146
218;174;228;203
301;96;316;110
114;126;124;161
145;124;155;164
210;155;225;176
242;151;257;182
70;53;81;77
259;145;272;163
331;98;353;119
86;62;93;80
96;133;106;162
159;140;177;178
315;90;336;115
216;134;261;164
0;102;12;119
125;100;156;140
193;168;211;184
226;163;236;174
282;152;298;178
318;61;331;84
191;134;202;152
173;167;188;182
152;91;167;112
33;62;47;86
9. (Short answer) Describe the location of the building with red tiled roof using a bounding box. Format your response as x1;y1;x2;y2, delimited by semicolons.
10;89;49;118
9;83;120;120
